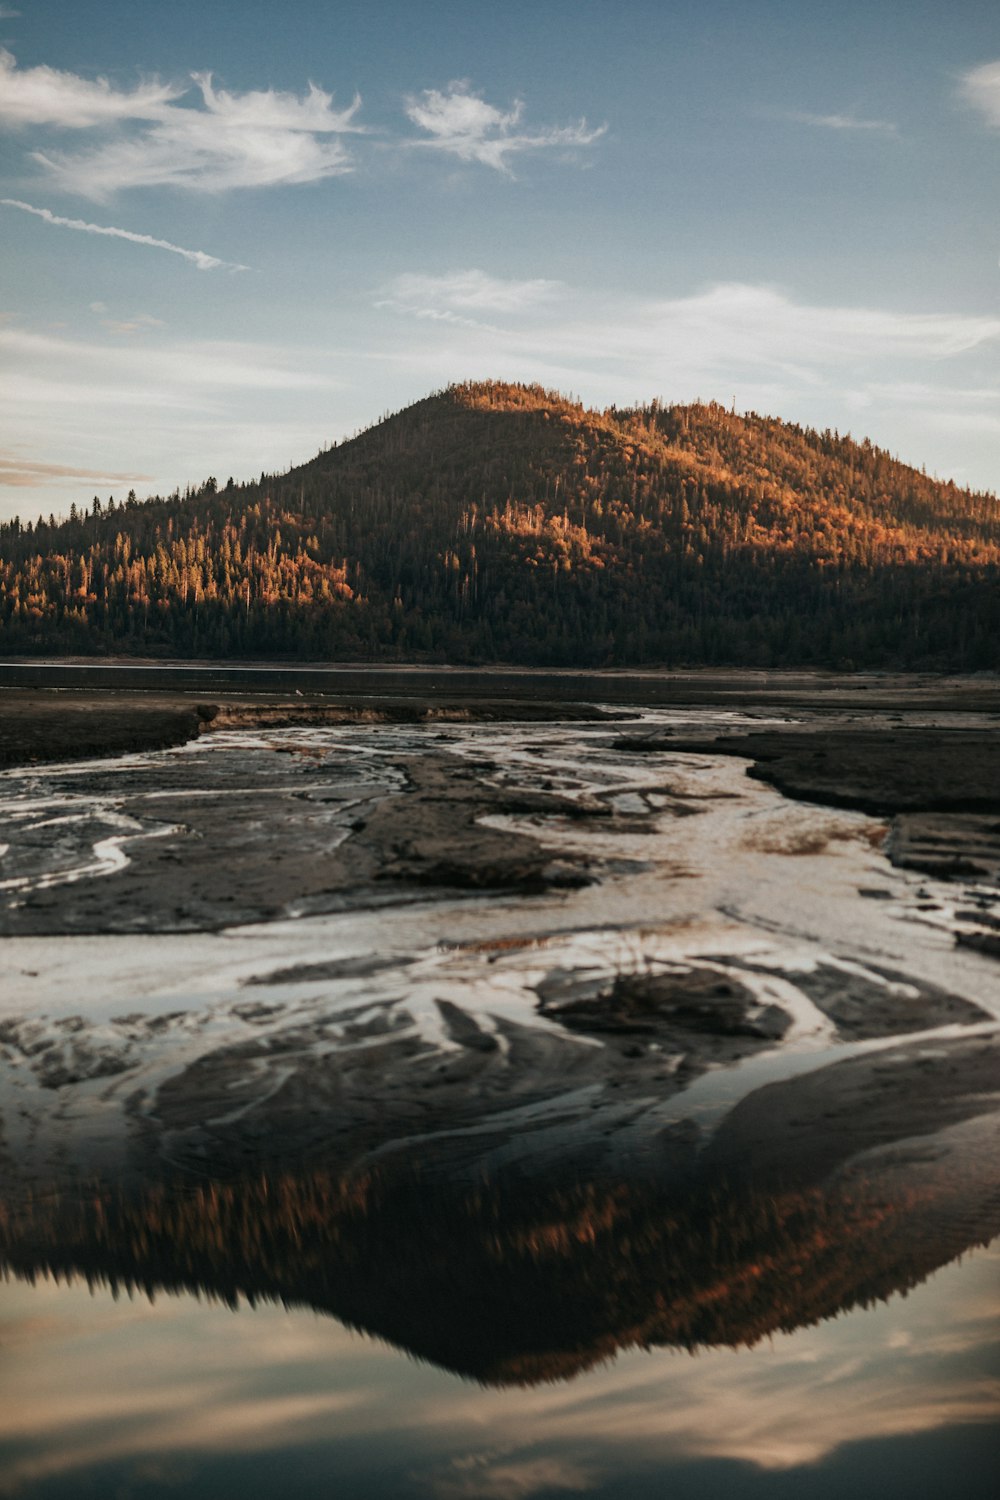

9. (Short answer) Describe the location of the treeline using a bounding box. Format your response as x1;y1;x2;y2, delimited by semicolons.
2;380;998;667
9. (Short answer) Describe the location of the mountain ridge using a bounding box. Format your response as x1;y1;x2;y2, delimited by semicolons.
2;381;998;668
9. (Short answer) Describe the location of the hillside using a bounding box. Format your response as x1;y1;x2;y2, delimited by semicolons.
2;381;999;667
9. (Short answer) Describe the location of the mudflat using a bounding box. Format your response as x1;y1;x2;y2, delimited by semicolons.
1;666;998;1385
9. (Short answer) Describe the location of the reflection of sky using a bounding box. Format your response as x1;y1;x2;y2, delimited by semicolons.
1;1245;997;1499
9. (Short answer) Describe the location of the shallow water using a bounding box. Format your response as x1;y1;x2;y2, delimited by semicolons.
1;713;998;1495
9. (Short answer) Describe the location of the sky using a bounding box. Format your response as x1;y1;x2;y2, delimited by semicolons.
1;0;999;521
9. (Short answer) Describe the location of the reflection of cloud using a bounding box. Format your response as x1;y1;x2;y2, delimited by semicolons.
426;1451;595;1499
0;1246;997;1493
0;1281;375;1489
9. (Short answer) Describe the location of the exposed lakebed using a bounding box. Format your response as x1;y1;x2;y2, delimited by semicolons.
1;683;998;1496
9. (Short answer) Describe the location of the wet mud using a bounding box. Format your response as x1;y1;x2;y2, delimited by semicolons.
617;720;1000;899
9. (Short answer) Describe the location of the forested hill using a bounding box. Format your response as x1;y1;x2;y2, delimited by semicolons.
2;380;999;667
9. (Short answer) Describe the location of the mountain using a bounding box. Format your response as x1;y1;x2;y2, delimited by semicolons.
2;380;999;667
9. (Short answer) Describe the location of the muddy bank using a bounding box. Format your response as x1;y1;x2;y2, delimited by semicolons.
3;664;1000;774
3;661;1000;711
0;688;627;770
0;692;213;768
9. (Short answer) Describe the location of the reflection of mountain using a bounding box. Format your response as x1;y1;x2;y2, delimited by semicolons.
3;1037;998;1386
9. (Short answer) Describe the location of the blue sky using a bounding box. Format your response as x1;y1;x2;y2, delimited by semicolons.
1;0;999;519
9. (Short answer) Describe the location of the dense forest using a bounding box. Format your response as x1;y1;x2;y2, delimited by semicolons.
2;380;998;667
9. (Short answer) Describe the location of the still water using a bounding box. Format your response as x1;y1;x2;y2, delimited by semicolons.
1;716;998;1496
2;1244;997;1499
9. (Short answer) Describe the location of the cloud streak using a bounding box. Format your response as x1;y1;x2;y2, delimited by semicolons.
788;109;898;134
404;82;605;173
0;453;152;489
1;197;248;270
0;326;341;394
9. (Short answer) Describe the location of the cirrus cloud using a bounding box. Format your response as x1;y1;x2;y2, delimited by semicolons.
0;50;363;197
403;82;605;174
0;46;180;128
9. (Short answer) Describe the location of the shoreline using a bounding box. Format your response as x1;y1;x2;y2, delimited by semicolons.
3;669;999;832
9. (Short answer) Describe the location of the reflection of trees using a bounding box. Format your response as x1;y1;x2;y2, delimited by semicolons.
3;1149;997;1386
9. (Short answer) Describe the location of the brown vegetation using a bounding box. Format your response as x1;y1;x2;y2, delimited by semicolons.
2;381;998;666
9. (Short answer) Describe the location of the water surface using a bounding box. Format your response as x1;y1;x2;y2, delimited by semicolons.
1;713;998;1495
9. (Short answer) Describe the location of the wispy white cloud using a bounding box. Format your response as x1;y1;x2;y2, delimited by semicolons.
0;46;180;128
0;5;22;18
33;72;362;197
0;51;362;196
787;109;898;135
190;72;362;136
404;82;605;173
381;276;1000;377
1;52;604;195
1;197;248;270
959;59;1000;127
378;269;565;328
